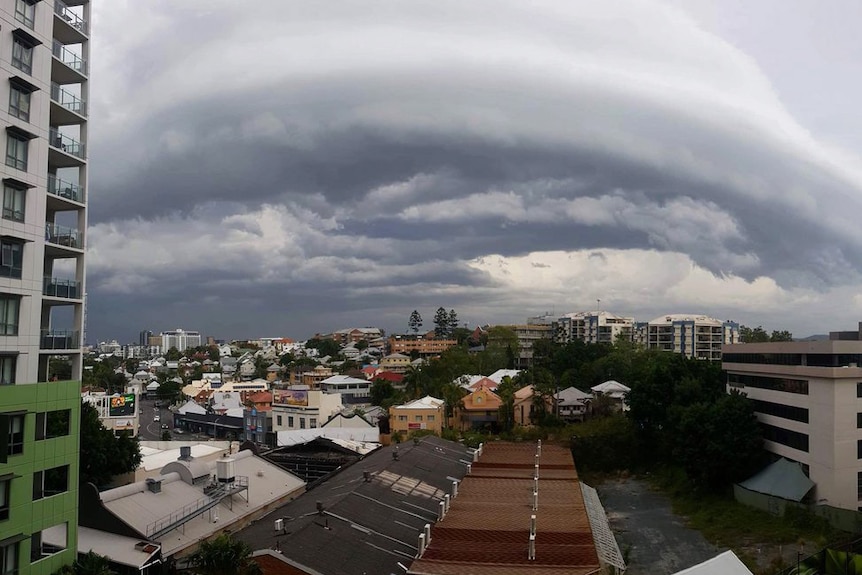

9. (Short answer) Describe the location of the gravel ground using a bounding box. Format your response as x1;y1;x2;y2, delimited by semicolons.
597;477;722;575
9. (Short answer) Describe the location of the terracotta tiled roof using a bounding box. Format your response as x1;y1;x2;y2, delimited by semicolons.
409;442;601;575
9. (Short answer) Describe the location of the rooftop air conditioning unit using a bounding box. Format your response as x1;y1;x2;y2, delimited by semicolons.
274;518;284;532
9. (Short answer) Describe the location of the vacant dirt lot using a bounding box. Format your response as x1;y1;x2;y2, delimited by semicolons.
597;477;722;574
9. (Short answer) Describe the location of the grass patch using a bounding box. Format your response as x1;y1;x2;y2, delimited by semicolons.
649;466;845;561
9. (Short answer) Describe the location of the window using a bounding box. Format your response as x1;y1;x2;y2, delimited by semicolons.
427;415;435;422
858;472;862;500
0;297;20;335
8;85;30;122
858;382;862;398
5;415;24;457
276;415;282;426
0;540;18;575
0;240;23;279
398;415;407;422
749;399;808;423
415;415;423;421
299;418;306;429
30;523;66;563
2;186;25;222
287;416;294;428
35;410;70;441
32;465;68;500
309;418;317;428
858;413;862;429
14;0;35;29
0;477;9;520
760;422;809;452
858;440;862;460
5;134;28;171
0;356;14;386
11;39;33;75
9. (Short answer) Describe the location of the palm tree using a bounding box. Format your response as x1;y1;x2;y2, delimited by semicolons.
189;533;261;575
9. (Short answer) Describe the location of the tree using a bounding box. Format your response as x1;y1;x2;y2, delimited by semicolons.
496;376;516;432
672;391;765;490
770;330;793;342
157;380;181;404
433;307;450;338
189;533;262;575
164;346;182;361
408;310;423;335
305;337;341;359
161;430;172;441
73;551;117;575
370;379;397;408
447;309;460;338
739;325;769;343
79;403;142;488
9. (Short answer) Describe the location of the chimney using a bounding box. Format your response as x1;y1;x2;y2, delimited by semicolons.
466;463;472;475
452;480;458;498
179;446;192;461
438;501;445;521
444;494;450;513
145;478;161;494
424;523;431;544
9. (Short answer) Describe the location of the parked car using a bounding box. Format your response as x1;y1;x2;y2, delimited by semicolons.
173;428;184;434
161;424;169;429
154;415;161;422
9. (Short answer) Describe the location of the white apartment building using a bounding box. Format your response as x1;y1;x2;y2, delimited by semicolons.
160;328;202;353
723;340;862;511
636;314;738;360
553;311;635;344
0;0;91;572
271;386;344;431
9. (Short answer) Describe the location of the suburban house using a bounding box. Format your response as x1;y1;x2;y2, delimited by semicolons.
455;387;503;431
556;386;592;422
390;396;445;435
378;353;412;373
591;380;631;411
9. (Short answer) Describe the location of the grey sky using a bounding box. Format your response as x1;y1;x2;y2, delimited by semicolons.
86;0;862;343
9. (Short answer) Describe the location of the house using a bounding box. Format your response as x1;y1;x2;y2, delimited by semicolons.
390;396;445;435
455;387;503;431
239;359;256;380
265;363;281;382
556;386;592;422
513;385;536;426
591;380;631;411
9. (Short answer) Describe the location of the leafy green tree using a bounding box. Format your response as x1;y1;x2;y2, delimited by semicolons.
164;346;182;361
672;391;765;490
207;346;220;361
157;380;182;404
370;379;398;408
305;337;341;358
79;403;142;488
161;430;172;441
496;376;516;432
770;330;793;342
408;310;423;335
739;325;769;343
74;551;117;575
355;339;369;351
433;307;450;338
189;533;262;575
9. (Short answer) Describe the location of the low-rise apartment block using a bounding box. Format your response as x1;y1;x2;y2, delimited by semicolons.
271;387;344;431
388;336;457;358
639;314;738;360
389;396;444;435
553;311;635;344
723;337;862;510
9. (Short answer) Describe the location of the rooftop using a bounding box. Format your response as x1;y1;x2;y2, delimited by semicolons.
409;442;601;575
234;436;473;575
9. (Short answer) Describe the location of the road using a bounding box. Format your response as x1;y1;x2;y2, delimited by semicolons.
137;396;173;440
597;477;721;574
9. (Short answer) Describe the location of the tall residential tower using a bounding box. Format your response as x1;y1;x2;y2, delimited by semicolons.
0;0;90;573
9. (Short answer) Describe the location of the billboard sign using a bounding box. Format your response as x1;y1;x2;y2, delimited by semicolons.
274;389;308;406
408;422;426;430
109;394;136;417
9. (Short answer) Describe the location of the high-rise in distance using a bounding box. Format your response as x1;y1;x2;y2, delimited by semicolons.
0;0;90;573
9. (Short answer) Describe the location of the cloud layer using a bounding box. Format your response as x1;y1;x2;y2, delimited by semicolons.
86;0;862;341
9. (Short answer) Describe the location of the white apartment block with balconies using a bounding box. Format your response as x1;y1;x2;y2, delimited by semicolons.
160;328;202;353
636;314;738;360
552;311;634;344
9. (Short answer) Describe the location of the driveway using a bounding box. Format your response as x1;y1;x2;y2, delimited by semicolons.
597;477;721;575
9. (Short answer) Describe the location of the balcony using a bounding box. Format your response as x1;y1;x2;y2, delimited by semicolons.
49;128;86;167
45;223;83;250
51;41;87;83
50;83;86;119
47;174;84;204
43;277;81;300
40;330;79;350
53;0;88;43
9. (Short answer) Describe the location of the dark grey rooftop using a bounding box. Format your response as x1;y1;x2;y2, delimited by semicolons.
235;435;473;575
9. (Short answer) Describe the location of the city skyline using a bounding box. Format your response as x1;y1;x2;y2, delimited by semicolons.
85;1;862;343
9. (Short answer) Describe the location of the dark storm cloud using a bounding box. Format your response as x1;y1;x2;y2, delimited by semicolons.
86;0;862;341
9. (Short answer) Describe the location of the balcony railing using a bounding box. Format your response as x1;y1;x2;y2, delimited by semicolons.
52;41;87;76
54;0;88;35
40;330;79;350
50;83;86;117
49;128;86;160
47;174;84;203
43;277;81;299
45;223;82;249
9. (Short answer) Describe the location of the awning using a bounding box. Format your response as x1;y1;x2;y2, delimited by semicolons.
737;458;815;502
